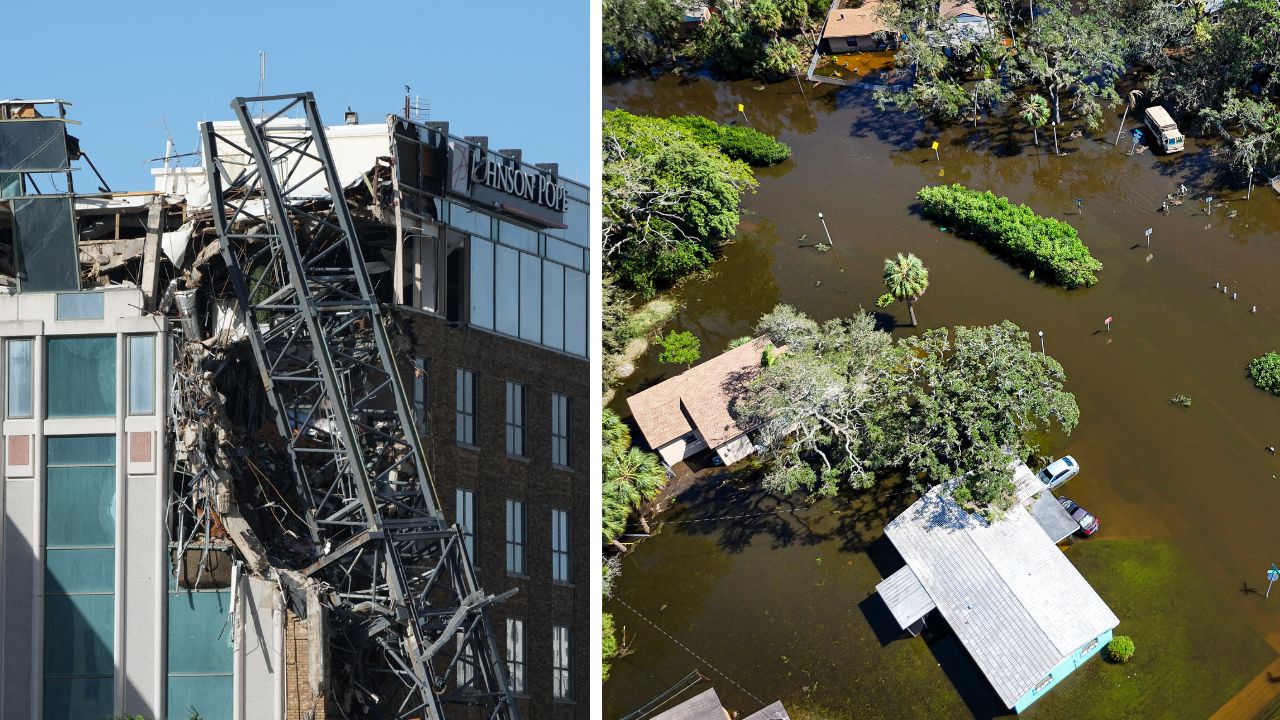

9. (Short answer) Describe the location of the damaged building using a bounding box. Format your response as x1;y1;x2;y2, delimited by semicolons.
0;93;588;720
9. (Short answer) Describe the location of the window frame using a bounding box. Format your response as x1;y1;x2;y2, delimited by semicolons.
6;337;33;419
127;334;155;416
551;624;571;701
551;507;570;584
455;368;476;447
551;393;571;469
505;499;525;576
505;381;525;457
506;617;526;694
456;488;476;563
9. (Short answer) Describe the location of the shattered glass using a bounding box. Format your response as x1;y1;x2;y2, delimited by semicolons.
0;118;69;172
12;196;79;292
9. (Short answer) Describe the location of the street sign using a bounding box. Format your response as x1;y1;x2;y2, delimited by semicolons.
1105;316;1113;324
1268;564;1280;598
931;141;939;150
1145;228;1153;237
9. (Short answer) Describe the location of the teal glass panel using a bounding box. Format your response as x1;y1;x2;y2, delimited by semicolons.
168;591;233;674
46;465;114;547
167;675;232;720
45;548;113;593
43;676;113;720
44;593;114;675
47;435;116;466
47;336;115;417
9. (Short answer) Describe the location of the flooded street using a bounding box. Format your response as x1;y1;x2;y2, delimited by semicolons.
605;75;1280;719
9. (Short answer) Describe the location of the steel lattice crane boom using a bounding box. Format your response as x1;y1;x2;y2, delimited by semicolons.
200;92;519;720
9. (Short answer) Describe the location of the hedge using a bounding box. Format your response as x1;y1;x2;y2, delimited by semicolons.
667;115;791;166
917;184;1103;288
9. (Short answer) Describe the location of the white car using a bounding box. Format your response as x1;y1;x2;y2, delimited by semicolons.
1037;455;1079;490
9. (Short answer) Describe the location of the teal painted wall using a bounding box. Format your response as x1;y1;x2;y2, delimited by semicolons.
1012;628;1114;713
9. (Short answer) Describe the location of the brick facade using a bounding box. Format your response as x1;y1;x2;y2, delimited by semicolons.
397;309;590;720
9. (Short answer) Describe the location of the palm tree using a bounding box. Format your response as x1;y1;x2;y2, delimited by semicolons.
1020;94;1051;148
602;408;630;455
882;252;930;327
603;445;667;535
1115;89;1144;146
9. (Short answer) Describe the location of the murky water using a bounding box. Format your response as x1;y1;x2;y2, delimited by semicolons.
605;74;1280;719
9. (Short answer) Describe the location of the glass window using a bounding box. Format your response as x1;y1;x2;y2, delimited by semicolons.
552;624;571;700
44;435;115;720
506;618;525;694
505;382;524;457
494;246;519;337
456;488;475;562
470;238;495;330
564;269;587;358
519;253;541;344
551;394;571;469
56;292;104;320
7;338;32;418
505;499;525;575
545;237;584;270
47;336;116;418
444;230;467;323
498;221;538;253
542;263;565;352
449;203;492;239
167;589;233;720
128;335;155;415
455;368;475;446
551;508;570;583
417;233;438;313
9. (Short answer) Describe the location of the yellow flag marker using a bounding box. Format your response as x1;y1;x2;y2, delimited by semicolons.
931;140;940;162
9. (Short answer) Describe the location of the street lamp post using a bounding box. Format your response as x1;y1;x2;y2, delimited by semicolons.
818;212;834;247
1038;330;1045;355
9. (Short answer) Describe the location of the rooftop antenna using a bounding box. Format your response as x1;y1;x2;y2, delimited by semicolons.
404;85;412;118
258;51;266;118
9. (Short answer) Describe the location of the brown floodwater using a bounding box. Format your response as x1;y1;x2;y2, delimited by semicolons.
605;74;1280;719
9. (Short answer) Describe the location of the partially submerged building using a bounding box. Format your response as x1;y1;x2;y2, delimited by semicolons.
0;93;587;719
876;464;1118;713
627;337;775;468
820;0;895;53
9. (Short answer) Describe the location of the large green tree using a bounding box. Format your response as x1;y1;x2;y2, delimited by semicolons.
1014;0;1125;128
1200;93;1280;198
740;307;1079;513
602;0;683;76
603;110;757;295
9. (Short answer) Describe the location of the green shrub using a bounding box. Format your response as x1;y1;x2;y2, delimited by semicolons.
667;115;791;166
1106;635;1136;663
1249;352;1280;395
916;184;1103;288
727;335;754;350
659;330;702;367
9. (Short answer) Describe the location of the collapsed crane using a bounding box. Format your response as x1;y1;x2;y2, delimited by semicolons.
199;93;519;720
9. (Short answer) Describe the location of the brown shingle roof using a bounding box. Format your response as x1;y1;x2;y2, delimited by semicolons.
627;337;775;451
822;0;889;39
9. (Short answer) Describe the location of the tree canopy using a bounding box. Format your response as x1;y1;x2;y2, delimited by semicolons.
740;306;1079;514
603;110;759;295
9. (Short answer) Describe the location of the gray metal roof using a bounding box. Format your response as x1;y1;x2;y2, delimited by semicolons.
651;688;728;720
743;701;791;720
876;565;936;629
883;464;1119;708
1031;492;1080;543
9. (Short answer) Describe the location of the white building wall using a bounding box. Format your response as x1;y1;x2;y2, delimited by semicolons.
0;289;166;719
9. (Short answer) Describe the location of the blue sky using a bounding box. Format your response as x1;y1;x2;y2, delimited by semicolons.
7;0;589;189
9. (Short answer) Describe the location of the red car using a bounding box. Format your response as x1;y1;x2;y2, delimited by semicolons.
1058;497;1099;536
